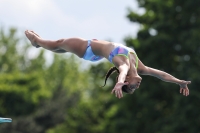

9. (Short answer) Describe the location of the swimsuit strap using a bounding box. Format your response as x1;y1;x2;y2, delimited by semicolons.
130;52;138;69
109;47;129;63
87;40;91;47
109;47;139;69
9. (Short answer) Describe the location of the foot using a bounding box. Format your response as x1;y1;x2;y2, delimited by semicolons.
25;30;41;48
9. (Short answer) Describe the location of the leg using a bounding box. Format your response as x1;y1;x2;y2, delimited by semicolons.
25;30;63;51
25;30;88;57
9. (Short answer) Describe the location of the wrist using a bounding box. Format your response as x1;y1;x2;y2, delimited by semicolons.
115;82;124;87
178;80;184;85
117;81;124;85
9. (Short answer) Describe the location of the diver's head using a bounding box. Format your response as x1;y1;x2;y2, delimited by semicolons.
102;67;142;94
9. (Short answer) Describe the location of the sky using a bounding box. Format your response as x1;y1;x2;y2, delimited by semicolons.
0;0;144;65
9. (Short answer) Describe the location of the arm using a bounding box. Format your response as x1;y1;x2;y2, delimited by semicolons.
111;64;129;99
141;66;182;84
117;64;129;83
139;66;191;96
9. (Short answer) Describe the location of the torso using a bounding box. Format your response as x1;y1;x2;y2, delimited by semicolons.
90;39;115;59
60;38;139;74
90;40;138;73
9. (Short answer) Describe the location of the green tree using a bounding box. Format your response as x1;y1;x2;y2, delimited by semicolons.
45;0;200;132
46;62;116;133
0;27;91;133
1;0;200;131
104;0;200;133
0;28;50;117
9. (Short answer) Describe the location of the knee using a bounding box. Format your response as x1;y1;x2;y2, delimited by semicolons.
56;39;65;44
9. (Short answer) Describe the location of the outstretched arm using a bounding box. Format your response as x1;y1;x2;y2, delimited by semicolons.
139;65;191;96
111;64;129;99
140;66;182;84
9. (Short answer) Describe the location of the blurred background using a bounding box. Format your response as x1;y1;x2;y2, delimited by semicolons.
0;0;200;133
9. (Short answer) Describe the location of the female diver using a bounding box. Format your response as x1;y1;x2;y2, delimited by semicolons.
25;30;191;99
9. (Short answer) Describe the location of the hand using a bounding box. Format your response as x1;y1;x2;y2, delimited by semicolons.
179;80;191;96
111;82;129;99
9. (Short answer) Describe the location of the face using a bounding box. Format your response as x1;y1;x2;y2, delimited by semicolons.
125;75;142;90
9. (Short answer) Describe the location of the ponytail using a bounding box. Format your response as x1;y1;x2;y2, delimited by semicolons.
101;66;119;87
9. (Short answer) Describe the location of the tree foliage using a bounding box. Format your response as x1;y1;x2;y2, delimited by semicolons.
114;0;200;132
0;0;200;132
0;27;90;133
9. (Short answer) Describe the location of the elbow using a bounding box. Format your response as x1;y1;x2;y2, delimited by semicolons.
56;39;65;44
55;39;65;48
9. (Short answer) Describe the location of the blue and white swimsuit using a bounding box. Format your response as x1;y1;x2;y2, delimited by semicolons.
82;40;103;62
82;40;138;69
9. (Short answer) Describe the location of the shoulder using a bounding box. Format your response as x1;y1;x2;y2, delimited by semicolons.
137;60;158;75
112;56;130;69
137;59;149;74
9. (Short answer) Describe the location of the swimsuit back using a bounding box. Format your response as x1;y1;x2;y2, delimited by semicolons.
108;46;138;69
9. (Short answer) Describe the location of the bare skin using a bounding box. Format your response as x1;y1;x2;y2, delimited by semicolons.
25;30;191;99
111;52;191;98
